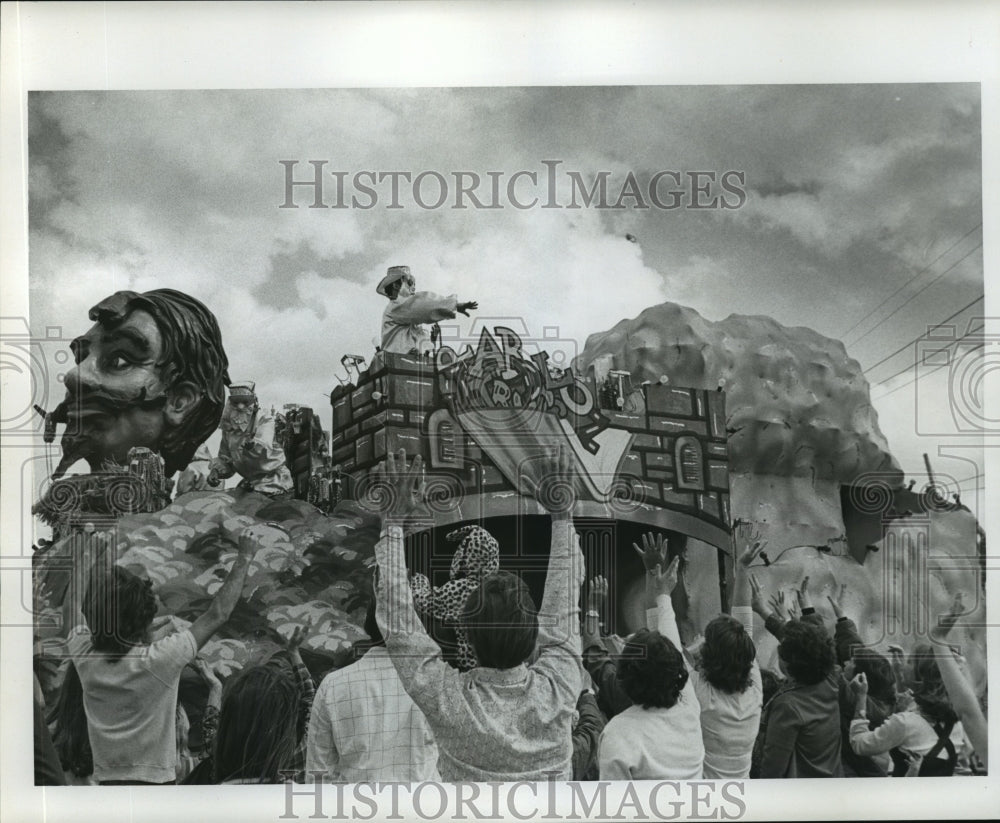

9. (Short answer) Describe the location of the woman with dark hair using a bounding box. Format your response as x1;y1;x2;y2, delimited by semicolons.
758;617;842;778
213;666;302;784
597;555;705;779
848;644;969;776
686;523;765;779
749;575;843;778
47;663;92;783
839;649;897;776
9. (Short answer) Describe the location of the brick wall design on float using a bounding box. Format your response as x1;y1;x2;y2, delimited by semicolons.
329;351;731;550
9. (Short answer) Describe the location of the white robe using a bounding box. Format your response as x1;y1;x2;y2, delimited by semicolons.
381;291;458;355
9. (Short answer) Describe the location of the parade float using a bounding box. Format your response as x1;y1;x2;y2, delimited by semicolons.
32;290;987;712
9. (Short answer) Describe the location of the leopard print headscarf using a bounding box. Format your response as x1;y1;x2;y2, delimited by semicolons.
409;525;500;670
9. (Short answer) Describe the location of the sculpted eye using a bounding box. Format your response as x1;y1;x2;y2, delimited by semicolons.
109;355;131;370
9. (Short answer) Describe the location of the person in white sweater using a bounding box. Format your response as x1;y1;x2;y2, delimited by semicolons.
597;554;704;780
686;522;765;779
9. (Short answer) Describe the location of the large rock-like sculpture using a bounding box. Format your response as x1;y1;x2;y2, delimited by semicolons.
578;302;986;687
580;302;902;545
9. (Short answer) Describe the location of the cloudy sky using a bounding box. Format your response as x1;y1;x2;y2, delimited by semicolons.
28;85;985;506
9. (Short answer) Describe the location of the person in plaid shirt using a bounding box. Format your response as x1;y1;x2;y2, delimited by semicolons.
305;601;440;782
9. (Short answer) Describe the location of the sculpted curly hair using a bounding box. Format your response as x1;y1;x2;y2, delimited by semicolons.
461;571;539;670
82;565;158;657
617;629;688;709
777;619;835;685
699;614;756;694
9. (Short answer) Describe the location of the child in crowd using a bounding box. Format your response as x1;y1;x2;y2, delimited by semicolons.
63;526;258;785
846;592;982;779
839;648;897;776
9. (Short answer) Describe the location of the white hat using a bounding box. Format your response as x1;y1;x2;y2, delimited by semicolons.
376;265;411;297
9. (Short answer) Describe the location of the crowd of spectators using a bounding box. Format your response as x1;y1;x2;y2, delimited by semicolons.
37;449;988;785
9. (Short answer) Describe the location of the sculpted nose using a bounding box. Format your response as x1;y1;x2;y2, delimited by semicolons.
64;354;99;395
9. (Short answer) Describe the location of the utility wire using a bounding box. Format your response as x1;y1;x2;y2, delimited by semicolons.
873;342;985;400
849;240;983;347
873;315;985;388
862;295;983;375
840;222;982;342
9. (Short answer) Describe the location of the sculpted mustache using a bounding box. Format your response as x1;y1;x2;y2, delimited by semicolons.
61;386;170;415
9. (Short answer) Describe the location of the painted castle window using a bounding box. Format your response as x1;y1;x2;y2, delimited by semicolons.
675;436;705;490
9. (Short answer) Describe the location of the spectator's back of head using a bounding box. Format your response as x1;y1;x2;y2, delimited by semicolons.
82;565;158;656
909;644;958;725
700;614;756;694
777;619;835;685
852;649;895;707
214;665;301;783
617;629;688;709
460;571;538;669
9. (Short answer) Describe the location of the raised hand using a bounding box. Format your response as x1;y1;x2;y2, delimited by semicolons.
795;575;812;611
457;300;478;316
650;556;681;598
587;575;609;613
827;583;848;619
237;525;263;558
522;443;576;516
633;532;668;573
768;590;788;621
749;573;769;618
285;624;307;651
737;536;767;569
370;449;429;525
192;658;224;696
849;671;868;701
284;624;308;664
931;591;965;641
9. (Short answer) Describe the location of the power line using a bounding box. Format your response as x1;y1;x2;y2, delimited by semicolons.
840;222;982;342
849;240;983;347
873;316;984;388
873;342;985;400
862;295;984;375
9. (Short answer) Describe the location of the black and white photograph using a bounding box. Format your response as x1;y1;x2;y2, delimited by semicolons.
2;3;997;822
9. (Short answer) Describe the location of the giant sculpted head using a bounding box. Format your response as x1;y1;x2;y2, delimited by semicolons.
55;289;229;477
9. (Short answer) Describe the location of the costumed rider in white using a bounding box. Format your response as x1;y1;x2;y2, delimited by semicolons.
378;265;478;355
207;381;294;497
